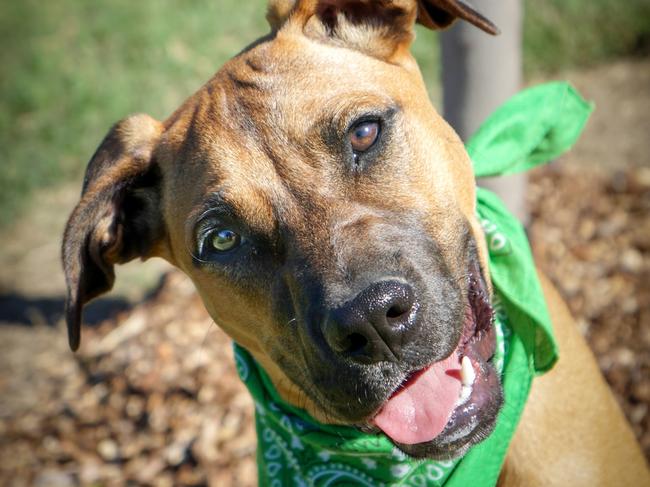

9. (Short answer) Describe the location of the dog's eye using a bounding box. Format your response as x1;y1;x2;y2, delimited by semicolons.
349;120;380;153
208;228;242;252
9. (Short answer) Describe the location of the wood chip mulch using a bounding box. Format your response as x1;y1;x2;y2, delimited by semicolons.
529;164;650;457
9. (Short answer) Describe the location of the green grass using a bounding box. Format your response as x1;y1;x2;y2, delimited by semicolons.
1;0;648;228
523;0;650;75
0;0;268;226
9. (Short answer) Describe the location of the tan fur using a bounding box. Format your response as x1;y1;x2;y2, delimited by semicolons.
62;0;648;483
498;272;649;485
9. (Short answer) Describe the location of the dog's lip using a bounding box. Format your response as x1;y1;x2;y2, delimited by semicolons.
367;259;498;449
429;328;499;445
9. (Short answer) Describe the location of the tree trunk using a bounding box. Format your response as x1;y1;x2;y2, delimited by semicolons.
440;0;528;225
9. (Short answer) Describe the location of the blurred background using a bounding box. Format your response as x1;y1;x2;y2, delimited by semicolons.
1;0;649;485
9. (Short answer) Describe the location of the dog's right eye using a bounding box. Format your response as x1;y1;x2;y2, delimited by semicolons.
208;228;242;252
195;223;247;263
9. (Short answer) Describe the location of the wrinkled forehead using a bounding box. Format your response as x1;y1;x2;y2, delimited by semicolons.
220;32;426;132
165;35;428;197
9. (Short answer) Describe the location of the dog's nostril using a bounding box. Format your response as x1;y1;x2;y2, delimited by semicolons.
386;304;407;319
346;333;368;355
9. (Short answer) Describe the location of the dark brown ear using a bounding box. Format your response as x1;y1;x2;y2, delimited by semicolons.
416;0;499;35
267;0;497;61
288;0;422;62
62;113;165;351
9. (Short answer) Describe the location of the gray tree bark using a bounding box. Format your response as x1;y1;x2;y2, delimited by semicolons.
440;0;528;225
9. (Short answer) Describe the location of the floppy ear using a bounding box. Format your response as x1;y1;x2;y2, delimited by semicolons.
62;113;165;351
266;0;497;55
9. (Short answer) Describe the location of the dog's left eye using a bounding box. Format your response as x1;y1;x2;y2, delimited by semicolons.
208;228;242;252
349;120;380;153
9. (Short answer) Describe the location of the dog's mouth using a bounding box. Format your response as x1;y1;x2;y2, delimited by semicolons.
368;260;500;455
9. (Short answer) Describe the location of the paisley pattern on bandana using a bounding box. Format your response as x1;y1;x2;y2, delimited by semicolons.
233;82;592;486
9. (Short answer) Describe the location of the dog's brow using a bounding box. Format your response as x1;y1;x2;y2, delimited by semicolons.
226;70;266;92
195;193;236;221
194;189;276;237
225;54;274;94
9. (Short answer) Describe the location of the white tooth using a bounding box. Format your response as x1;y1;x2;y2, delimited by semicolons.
461;356;476;387
456;385;472;406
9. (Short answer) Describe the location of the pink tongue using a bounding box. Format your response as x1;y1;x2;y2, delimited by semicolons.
372;352;462;444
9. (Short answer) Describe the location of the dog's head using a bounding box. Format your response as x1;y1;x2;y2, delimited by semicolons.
63;0;502;459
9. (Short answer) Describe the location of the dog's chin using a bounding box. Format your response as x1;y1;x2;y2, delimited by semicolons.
360;260;503;460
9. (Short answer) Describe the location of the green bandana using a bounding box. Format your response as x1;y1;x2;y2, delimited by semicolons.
234;82;593;486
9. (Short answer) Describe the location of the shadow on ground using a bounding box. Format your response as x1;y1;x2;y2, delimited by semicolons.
0;294;134;328
0;271;168;328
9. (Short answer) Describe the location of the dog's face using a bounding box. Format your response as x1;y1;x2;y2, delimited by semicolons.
63;0;502;459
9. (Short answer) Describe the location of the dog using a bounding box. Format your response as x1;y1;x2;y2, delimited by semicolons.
62;0;649;484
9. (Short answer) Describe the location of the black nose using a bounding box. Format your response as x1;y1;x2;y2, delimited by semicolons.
322;280;418;364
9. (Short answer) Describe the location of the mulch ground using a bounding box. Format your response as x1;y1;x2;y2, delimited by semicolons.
529;163;650;455
1;164;648;486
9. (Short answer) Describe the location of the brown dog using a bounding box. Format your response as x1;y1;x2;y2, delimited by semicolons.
62;0;648;484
